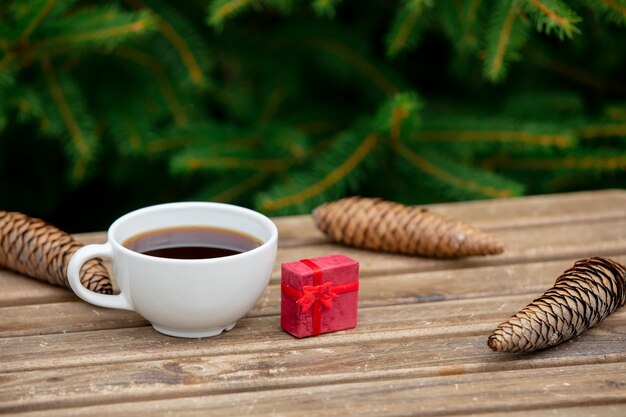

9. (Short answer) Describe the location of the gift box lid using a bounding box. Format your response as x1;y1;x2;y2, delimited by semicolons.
281;254;359;291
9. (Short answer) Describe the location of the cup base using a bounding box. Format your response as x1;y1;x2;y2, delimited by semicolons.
152;322;237;338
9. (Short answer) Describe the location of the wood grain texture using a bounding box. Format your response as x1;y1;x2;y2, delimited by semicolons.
8;362;626;416
2;190;625;308
270;218;626;281
3;327;626;413
3;294;626;373
1;190;625;416
274;189;626;244
4;256;626;338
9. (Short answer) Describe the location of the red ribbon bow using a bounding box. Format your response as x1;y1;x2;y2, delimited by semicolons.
282;258;358;336
296;282;338;311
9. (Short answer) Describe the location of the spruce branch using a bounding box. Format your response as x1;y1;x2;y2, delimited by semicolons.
113;46;188;126
195;172;271;203
173;154;292;173
577;123;626;139
169;123;307;174
437;0;484;52
590;0;626;26
145;123;246;154
374;91;423;143
393;141;523;199
484;151;626;172
414;115;578;148
294;36;400;96
207;0;258;29
413;128;574;148
520;0;581;39
30;7;155;54
257;130;380;214
17;0;57;42
386;0;432;57
41;57;97;181
126;0;209;88
483;0;529;82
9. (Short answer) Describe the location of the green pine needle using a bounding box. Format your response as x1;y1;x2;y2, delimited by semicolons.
386;9;422;58
395;143;525;199
414;116;578;149
588;0;626;27
256;128;381;215
41;58;98;183
168;124;305;175
140;0;212;88
374;91;423;140
31;5;155;54
207;0;259;29
484;149;626;172
520;0;581;39
194;172;271;204
386;0;433;57
483;0;530;82
437;0;485;53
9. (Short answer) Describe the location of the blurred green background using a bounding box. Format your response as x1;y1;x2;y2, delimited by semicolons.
1;0;625;232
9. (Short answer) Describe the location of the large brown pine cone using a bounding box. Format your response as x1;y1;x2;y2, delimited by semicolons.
312;197;504;258
488;257;626;353
0;211;113;294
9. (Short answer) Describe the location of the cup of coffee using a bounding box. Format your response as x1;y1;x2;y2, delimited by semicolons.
67;202;278;338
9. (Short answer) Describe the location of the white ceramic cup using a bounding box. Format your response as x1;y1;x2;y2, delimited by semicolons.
67;202;278;338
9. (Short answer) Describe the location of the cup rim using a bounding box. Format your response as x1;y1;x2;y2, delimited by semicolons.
107;201;278;264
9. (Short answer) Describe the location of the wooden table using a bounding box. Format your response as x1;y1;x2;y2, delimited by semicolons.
2;189;626;416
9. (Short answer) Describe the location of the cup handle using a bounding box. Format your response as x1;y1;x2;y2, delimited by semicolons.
67;243;133;311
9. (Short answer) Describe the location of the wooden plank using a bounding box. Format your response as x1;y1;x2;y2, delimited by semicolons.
0;270;76;308
464;404;626;417
0;302;147;337
0;191;624;417
3;290;626;373
274;189;626;244
4;256;626;338
7;362;626;416
271;217;626;281
419;189;626;230
3;214;626;309
1;308;625;412
1;190;624;308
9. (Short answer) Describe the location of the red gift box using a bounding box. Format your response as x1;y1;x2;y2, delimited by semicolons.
281;254;359;338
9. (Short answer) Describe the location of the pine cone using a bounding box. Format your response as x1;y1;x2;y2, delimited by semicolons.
0;211;113;294
488;257;626;353
312;197;504;258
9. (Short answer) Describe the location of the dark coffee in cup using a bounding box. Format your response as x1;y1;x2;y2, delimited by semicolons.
122;226;261;260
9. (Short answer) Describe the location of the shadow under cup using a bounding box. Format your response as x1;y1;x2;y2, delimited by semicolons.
70;202;278;338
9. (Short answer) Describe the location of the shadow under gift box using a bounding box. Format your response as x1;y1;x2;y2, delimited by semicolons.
281;254;359;338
